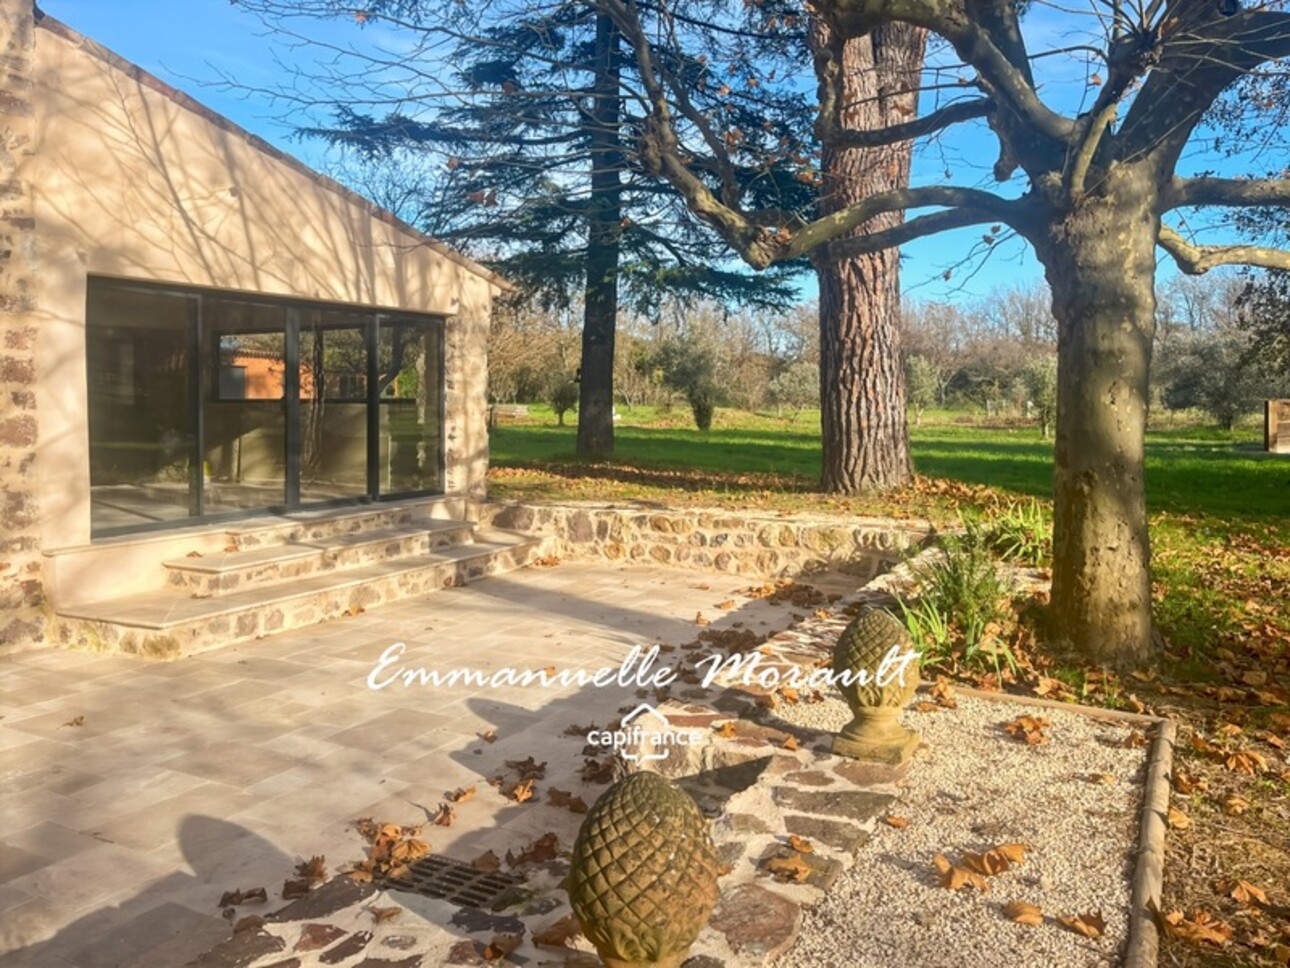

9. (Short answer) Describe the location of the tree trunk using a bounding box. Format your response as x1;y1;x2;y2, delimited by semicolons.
810;24;923;493
576;14;622;458
1038;168;1159;665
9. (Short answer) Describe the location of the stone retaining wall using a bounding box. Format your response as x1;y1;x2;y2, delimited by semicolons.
475;501;932;580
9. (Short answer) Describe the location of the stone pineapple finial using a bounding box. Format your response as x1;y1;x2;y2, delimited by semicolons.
832;606;921;763
566;772;719;968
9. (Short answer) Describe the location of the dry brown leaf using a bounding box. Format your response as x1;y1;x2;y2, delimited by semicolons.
913;702;941;713
962;849;1012;877
765;853;812;883
782;735;800;751
1003;714;1050;745
1222;795;1250;816
929;680;958;708
1167;806;1191;830
1172;772;1207;794
447;785;476;803
787;835;814;853
506;832;559;867
295;855;326;884
1162;909;1234;945
60;715;85;728
1255;729;1286;750
281;878;311;899
479;729;498;744
1224;749;1269;775
713;722;737;739
532;914;581;949
1122;730;1148;749
432;803;455;827
1218;879;1269;907
370;905;401;923
993;843;1030;865
548;788;589;814
882;814;910;829
695;612;710;626
482;934;522;961
932;853;989;892
217;886;267;907
1087;773;1117;785
471;850;501;873
716;599;736;610
505;756;547;779
1004;900;1044;926
233;915;265;934
509;778;535;803
1056;912;1106;939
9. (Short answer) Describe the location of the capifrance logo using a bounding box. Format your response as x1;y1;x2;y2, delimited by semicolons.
584;703;703;762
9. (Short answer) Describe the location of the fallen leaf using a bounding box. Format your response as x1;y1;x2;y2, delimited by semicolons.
482;933;522;961
717;599;736;610
217;887;267;907
787;835;814;853
993;843;1030;865
913;702;942;713
882;814;910;829
1003;714;1050;745
506;832;559;867
1218;879;1269;907
447;785;476;803
295;856;326;883
929;680;958;708
764;853;812;882
480;730;498;744
1087;773;1117;785
432;803;455;826
282;878;311;900
532;914;581;949
60;715;85;728
548;788;588;814
233;914;265;934
1122;730;1148;749
471;850;501;873
1167;806;1191;830
370;905;401;923
509;778;535;803
1056;912;1106;939
1172;772;1207;794
1004;900;1044;926
782;735;800;751
1222;795;1250;816
695;612;710;626
713;722;737;738
932;853;989;892
505;756;547;779
1162;908;1233;945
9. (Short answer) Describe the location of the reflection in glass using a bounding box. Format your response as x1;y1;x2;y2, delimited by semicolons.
379;317;443;495
87;286;197;534
299;310;369;503
202;299;288;514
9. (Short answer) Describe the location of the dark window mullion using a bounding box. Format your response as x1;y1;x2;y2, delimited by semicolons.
367;316;380;499
285;308;301;508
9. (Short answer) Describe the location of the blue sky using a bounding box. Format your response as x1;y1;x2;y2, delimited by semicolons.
41;0;1261;304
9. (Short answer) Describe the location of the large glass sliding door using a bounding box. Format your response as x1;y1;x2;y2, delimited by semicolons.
86;285;199;532
299;310;370;504
87;279;445;537
203;299;289;515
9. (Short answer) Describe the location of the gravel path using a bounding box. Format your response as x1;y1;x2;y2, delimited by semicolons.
774;693;1150;968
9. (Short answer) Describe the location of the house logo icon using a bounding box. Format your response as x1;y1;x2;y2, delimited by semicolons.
585;703;702;762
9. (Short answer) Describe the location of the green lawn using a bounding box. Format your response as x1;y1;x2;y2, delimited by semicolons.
491;405;1287;524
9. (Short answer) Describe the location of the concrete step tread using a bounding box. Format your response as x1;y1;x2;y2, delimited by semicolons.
60;534;539;630
162;521;474;574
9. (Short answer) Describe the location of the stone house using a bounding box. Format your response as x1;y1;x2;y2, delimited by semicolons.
0;1;539;657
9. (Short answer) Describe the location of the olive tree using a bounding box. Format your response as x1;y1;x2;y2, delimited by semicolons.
601;0;1290;663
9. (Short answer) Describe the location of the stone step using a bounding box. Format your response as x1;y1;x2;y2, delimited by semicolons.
54;531;551;659
227;495;466;551
162;521;474;597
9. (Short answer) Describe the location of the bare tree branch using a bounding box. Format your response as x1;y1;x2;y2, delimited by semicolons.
1166;175;1290;209
1158;225;1290;274
826;202;1023;257
819;96;993;147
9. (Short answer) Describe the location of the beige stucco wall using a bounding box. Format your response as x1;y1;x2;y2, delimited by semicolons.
24;14;494;555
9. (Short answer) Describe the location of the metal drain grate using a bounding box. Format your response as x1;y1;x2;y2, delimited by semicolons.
382;855;520;908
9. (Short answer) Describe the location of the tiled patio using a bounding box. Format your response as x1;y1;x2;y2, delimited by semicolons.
0;562;853;967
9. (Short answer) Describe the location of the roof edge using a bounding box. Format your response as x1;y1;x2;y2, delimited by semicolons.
32;8;511;293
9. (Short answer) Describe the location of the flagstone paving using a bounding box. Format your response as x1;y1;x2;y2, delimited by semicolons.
0;562;859;968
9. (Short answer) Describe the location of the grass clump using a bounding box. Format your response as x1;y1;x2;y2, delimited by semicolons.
983;499;1052;567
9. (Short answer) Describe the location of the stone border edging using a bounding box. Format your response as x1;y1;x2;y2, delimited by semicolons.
928;682;1173;968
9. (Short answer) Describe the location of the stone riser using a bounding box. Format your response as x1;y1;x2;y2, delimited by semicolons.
166;526;472;598
55;538;549;660
230;504;445;550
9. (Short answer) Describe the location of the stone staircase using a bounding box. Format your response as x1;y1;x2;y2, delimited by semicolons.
52;503;551;659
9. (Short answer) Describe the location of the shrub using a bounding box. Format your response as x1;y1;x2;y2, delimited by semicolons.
550;380;580;426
